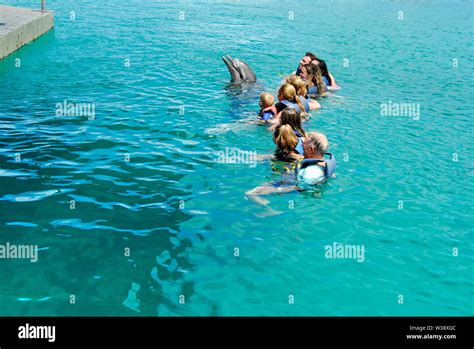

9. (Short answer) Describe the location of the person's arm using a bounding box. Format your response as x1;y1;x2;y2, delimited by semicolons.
309;99;321;110
256;154;274;161
246;184;298;206
268;117;280;132
263;105;278;115
329;73;339;88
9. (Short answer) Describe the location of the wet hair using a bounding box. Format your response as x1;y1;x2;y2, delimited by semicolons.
286;75;308;97
274;124;298;161
306;132;329;155
279;108;306;138
305;52;319;62
260;92;274;108
304;64;326;97
278;83;307;115
317;59;333;86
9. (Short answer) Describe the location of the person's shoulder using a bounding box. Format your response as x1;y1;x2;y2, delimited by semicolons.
299;95;310;101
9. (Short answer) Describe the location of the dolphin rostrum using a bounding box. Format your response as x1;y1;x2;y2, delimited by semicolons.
222;55;257;84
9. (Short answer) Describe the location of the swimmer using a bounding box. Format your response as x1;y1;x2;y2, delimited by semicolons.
275;84;309;115
300;63;328;97
258;92;277;122
315;59;339;89
245;131;336;208
285;75;321;111
293;52;339;89
296;132;336;186
274;124;305;162
294;52;319;76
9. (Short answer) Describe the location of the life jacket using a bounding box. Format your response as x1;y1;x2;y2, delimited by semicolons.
294;130;304;138
295;137;304;155
280;96;310;113
308;83;328;96
258;108;275;121
295;153;336;181
308;86;318;95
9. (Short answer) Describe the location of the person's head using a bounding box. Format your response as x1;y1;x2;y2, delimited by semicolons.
300;65;309;80
286;75;308;97
317;59;331;82
259;92;274;109
299;55;311;68
303;132;328;158
278;83;297;101
303;63;326;96
305;63;322;81
279;108;306;137
274;124;298;161
299;52;318;69
278;83;307;115
305;52;318;62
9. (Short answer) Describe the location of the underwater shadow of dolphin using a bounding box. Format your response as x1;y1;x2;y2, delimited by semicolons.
222;55;257;84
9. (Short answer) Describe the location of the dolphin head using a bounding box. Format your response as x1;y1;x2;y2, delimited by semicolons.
222;55;256;84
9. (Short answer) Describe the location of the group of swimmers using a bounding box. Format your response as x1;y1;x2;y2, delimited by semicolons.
246;52;338;205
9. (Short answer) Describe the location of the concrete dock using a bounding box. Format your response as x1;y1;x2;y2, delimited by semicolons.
0;5;54;60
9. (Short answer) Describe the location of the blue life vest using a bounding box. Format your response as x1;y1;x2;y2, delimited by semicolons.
308;83;328;96
281;96;310;113
322;76;330;86
308;86;318;95
296;153;336;179
292;130;304;155
295;138;304;155
259;109;275;121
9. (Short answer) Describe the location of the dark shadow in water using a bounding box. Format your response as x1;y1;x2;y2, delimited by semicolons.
224;81;266;120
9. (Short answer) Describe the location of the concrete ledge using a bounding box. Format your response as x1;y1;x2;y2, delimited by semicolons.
0;5;54;60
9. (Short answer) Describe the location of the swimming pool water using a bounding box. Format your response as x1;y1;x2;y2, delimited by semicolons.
0;0;473;316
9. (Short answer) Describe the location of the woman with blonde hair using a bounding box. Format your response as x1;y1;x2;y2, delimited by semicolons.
279;108;306;138
301;63;328;97
285;75;321;112
273;124;304;162
275;83;308;115
275;108;306;157
275;83;321;118
286;75;308;97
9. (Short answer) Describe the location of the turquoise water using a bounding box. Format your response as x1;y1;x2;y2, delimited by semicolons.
0;0;473;316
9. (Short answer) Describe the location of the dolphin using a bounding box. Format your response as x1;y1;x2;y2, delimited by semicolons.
222;55;257;84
